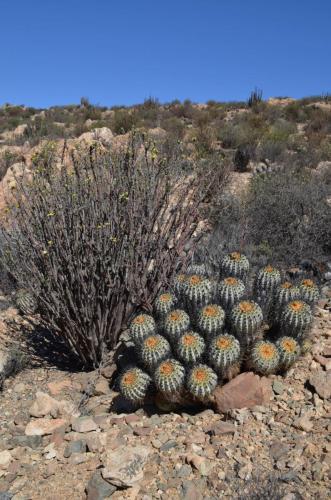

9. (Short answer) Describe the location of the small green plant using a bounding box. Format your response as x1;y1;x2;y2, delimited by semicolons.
154;359;185;395
196;304;225;339
186;364;218;399
254;265;281;294
281;300;313;338
182;274;213;309
164;309;190;341
139;335;171;371
218;277;245;310
276;336;301;370
130;314;156;345
298;279;320;304
208;333;241;375
230;300;263;340
154;292;177;319
175;331;205;365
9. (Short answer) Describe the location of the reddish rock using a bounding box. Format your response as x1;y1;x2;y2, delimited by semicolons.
47;380;77;396
213;372;273;413
309;371;331;400
204;421;236;435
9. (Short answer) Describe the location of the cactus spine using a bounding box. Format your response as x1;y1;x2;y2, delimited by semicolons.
187;364;218;399
154;358;185;395
187;263;209;276
176;331;205;364
139;335;171;370
208;333;241;374
218;277;245;310
230;300;263;340
250;340;280;375
281;300;313;338
173;274;187;301
15;289;38;315
130;314;156;345
299;279;320;305
120;367;151;403
164;309;190;342
197;304;225;339
220;252;249;280
276;336;301;370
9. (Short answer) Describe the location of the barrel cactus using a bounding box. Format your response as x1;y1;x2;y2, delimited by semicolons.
197;304;225;339
250;340;280;375
281;300;313;338
298;279;320;305
154;358;185;395
255;265;281;294
154;292;177;319
220;252;249;280
173;274;187;301
276;336;301;370
15;289;38;315
218;277;245;310
230;300;263;340
272;281;301;322
139;335;171;370
187;263;209;276
130;314;156;345
176;331;205;365
208;333;241;375
120;367;151;404
164;309;190;342
182;275;212;309
187;364;218;399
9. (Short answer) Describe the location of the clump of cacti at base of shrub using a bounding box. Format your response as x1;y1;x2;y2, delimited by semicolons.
15;289;38;316
119;251;316;409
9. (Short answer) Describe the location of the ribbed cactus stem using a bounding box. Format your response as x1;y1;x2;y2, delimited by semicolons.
218;277;245;310
173;274;187;301
187;364;218;399
175;331;205;365
154;359;185;395
154;292;177;319
250;340;280;375
230;300;263;340
281;300;313;338
186;263;209;276
15;289;38;315
182;275;212;309
255;265;281;294
220;252;249;280
197;304;225;339
130;314;156;345
208;333;241;374
272;281;301;323
299;279;320;305
120;367;151;403
164;309;190;342
139;335;171;370
276;336;301;370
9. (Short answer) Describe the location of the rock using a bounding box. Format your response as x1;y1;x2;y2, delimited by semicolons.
100;363;117;380
13;383;25;393
294;413;314;432
29;391;79;418
63;439;87;458
269;442;290;461
71;416;98;433
160;440;178;452
238;462;253;480
102;445;151;487
205;421;236;435
10;435;42;449
272;380;285;395
25;418;67;436
182;480;203;500
0;451;12;470
186;454;215;476
94;378;111;396
309;371;331;399
86;470;117;500
177;464;192;479
77;127;113;147
47;379;78;396
213;372;273;413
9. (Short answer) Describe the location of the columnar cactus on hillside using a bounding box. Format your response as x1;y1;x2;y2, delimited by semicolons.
119;252;316;407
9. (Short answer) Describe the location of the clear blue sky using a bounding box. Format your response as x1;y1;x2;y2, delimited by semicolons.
1;0;330;108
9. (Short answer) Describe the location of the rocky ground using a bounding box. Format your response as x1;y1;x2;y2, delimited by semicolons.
0;289;330;500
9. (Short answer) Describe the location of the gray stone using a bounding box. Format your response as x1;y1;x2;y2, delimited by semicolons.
63;439;87;458
86;471;116;499
309;371;331;400
269;441;290;461
71;416;98;433
177;464;192;478
0;494;13;500
102;445;151;487
11;435;42;450
272;380;285;395
160;440;178;452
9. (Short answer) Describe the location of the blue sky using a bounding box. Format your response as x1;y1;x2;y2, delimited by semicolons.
1;0;330;107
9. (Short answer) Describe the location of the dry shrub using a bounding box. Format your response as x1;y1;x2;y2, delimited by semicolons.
1;133;229;367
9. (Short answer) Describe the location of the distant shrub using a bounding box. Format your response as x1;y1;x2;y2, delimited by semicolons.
247;88;263;108
111;108;138;134
0;150;24;181
1;133;229;367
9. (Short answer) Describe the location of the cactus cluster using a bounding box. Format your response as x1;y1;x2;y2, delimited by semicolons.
119;254;316;407
16;289;38;316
